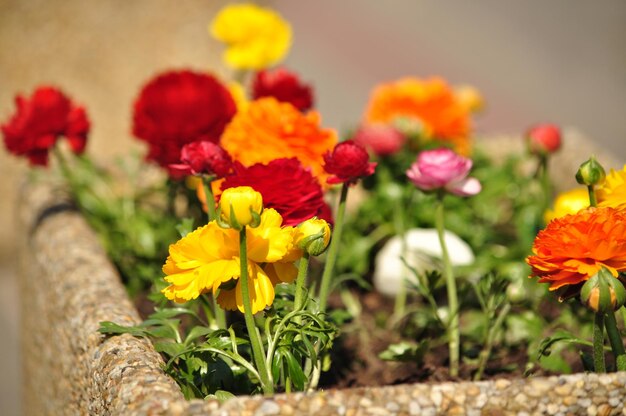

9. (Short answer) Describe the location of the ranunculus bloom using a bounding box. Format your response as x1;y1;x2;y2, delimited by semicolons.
352;123;406;156
527;207;626;291
219;186;264;229
169;141;233;179
220;97;337;184
1;86;90;166
162;208;300;313
596;165;626;209
220;158;333;226
209;3;292;70
364;77;473;155
295;217;331;256
526;124;561;155
323;140;377;185
252;67;314;112
132;70;236;170
406;148;481;196
544;188;589;223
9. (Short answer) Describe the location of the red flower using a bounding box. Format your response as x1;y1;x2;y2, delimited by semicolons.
252;67;314;112
1;86;89;166
323;140;377;185
169;141;233;179
352;123;406;156
132;70;236;169
526;123;561;155
220;158;333;226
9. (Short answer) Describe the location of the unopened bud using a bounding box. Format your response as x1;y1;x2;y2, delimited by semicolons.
295;218;331;256
581;268;626;313
526;124;562;155
576;156;606;186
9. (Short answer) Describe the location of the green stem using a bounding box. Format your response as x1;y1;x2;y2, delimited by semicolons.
435;195;460;377
473;303;511;381
294;254;310;313
239;228;274;394
392;199;408;321
605;311;626;371
318;183;349;313
587;185;597;207
202;176;217;222
593;313;606;372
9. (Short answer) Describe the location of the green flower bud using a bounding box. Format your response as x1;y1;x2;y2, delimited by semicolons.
576;156;606;186
580;268;626;313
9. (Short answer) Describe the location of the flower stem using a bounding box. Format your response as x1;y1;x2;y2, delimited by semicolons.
239;228;274;394
604;311;626;371
593;313;606;372
318;183;349;313
202;176;217;222
587;185;597;207
435;195;460;377
294;253;310;313
473;302;511;381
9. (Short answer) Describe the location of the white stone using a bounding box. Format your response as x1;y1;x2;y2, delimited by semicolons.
373;228;475;296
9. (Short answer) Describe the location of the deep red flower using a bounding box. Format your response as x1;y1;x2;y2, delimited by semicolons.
169;141;233;179
526;123;562;155
1;86;90;166
132;70;236;169
252;67;314;112
352;123;406;156
323;140;377;185
220;158;333;226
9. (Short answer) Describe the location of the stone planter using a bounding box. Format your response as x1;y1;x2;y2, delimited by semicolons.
19;133;626;415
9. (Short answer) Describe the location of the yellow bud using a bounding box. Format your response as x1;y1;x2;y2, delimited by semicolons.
219;186;263;229
296;218;331;256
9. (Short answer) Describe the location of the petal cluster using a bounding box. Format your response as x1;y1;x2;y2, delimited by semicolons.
162;208;300;313
1;86;89;166
406;148;481;196
169;141;233;178
220;158;333;226
132;70;236;171
364;77;472;155
209;3;291;70
597;165;626;209
220;97;337;183
252;67;314;112
323;140;377;185
527;207;626;290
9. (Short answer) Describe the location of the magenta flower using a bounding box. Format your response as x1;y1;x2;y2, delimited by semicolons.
406;148;481;196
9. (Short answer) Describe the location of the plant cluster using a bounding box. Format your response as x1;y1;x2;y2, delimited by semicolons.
4;1;626;400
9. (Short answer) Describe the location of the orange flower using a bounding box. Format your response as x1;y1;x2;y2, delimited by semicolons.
364;77;472;155
220;97;337;183
527;207;626;291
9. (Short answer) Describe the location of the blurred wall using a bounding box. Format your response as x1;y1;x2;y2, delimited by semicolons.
276;0;626;156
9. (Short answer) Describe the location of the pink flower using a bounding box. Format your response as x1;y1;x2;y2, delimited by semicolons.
526;123;561;155
406;148;481;196
352;123;406;156
323;140;377;185
168;141;233;178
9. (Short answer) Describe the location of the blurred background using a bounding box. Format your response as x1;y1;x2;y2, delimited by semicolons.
1;1;624;414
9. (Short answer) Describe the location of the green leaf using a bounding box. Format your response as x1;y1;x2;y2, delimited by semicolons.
205;390;235;403
379;340;428;364
185;326;214;344
98;321;149;337
283;350;306;391
154;341;186;358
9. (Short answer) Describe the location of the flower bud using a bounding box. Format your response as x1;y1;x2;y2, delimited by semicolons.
576;156;606;186
526;124;562;155
218;186;263;229
323;140;377;185
295;217;331;256
581;268;626;313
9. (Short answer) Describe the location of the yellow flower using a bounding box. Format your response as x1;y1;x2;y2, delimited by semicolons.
209;3;292;70
454;85;484;113
162;208;299;313
295;218;331;256
597;165;626;208
219;186;263;229
544;188;589;223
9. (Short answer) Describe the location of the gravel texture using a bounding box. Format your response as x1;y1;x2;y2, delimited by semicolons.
18;136;626;415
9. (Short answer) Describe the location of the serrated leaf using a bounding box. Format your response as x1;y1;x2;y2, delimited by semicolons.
98;321;149;337
154;341;186;358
